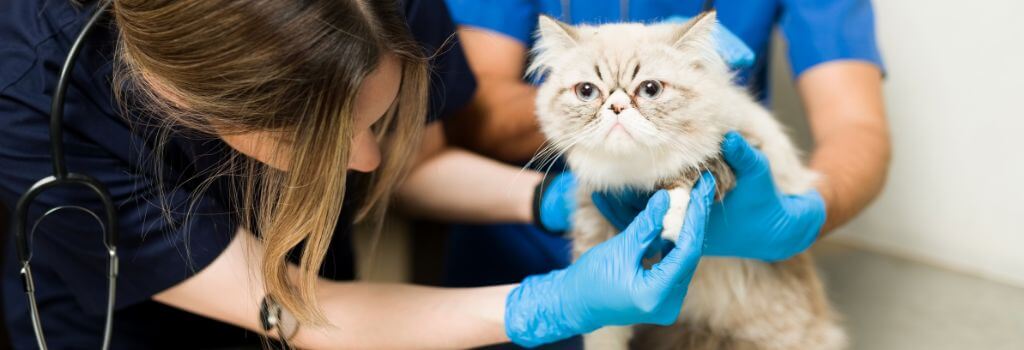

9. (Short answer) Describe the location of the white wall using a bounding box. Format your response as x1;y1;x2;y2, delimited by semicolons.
770;0;1024;287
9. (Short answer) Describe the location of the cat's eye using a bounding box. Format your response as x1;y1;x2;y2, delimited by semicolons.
574;82;599;102
637;80;663;99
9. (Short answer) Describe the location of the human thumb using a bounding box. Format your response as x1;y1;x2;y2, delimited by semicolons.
649;172;715;286
721;131;770;179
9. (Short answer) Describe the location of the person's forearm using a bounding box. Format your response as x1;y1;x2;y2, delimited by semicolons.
398;147;542;223
446;78;547;163
798;61;891;233
810;123;890;232
445;27;547;163
155;230;516;349
298;282;514;349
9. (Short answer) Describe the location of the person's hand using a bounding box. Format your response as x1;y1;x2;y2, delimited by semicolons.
590;188;671;259
506;174;716;347
704;132;825;261
532;172;576;234
592;132;826;262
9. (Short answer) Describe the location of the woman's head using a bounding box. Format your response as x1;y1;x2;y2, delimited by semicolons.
214;54;403;172
112;0;428;324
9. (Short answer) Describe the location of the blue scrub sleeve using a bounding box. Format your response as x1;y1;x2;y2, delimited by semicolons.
778;0;886;77
444;0;539;45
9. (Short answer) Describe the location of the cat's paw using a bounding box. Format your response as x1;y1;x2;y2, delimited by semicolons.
583;326;634;350
660;187;691;243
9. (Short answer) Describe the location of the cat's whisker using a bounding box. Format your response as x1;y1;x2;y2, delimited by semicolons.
508;122;604;199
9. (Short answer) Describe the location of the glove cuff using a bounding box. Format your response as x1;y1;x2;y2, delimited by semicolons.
532;175;566;236
506;271;591;347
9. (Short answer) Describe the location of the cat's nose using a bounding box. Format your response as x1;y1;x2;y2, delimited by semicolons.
610;103;626;114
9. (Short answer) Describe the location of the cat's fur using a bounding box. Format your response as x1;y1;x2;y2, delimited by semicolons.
529;12;846;350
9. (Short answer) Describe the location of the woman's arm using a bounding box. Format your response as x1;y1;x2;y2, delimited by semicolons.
156;180;716;349
154;228;514;349
397;122;542;223
798;61;891;232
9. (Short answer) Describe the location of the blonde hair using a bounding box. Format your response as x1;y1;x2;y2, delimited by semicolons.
111;0;428;325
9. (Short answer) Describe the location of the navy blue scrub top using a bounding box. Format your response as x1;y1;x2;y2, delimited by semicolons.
0;0;475;348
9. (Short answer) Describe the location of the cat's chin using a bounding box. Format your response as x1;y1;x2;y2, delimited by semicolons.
566;146;713;191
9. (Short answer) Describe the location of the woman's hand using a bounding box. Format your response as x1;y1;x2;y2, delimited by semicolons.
592;132;826;262
532;172;577;234
505;174;716;347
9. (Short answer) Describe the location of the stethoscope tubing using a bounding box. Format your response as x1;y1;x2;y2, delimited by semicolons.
14;1;117;349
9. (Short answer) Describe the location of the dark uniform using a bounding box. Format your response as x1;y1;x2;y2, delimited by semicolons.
0;0;475;348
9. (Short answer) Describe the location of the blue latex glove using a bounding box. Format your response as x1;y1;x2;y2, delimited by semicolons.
663;16;755;70
704;132;825;261
533;172;577;234
591;189;649;232
506;173;716;347
589;188;668;259
592;132;826;262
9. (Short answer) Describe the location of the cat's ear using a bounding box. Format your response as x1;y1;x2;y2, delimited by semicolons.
528;16;579;79
536;15;579;52
671;10;717;50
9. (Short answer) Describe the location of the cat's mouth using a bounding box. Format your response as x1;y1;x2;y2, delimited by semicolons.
604;122;634;140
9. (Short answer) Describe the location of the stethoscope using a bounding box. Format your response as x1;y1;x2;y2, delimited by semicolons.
13;1;117;349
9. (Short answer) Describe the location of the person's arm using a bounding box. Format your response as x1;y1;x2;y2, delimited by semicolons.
397;122;543;223
156;183;716;349
445;27;546;163
798;61;890;233
154;228;513;349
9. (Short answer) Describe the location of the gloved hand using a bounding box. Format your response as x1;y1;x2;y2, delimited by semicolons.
531;172;576;234
506;173;716;347
592;132;826;262
590;188;669;259
703;131;825;261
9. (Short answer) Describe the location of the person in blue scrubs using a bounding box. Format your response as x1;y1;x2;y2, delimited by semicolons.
0;0;718;348
443;0;890;345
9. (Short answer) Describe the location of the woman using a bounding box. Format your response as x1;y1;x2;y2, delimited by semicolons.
0;0;713;348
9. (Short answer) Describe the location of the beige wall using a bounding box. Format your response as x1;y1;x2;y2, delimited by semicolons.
770;1;1024;286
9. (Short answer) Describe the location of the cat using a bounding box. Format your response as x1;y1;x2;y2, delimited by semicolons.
528;11;847;350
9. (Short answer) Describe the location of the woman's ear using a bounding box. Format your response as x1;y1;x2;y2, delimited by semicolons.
672;10;717;50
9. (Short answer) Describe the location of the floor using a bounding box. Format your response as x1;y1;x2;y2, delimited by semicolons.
812;242;1024;350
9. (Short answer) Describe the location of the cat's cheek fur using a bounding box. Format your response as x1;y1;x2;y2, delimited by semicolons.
565;132;723;191
566;148;680;190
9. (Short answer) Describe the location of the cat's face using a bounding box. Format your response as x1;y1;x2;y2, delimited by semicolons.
531;13;739;189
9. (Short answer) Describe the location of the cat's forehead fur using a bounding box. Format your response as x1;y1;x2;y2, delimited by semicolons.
567;22;678;48
529;14;725;87
546;24;680;70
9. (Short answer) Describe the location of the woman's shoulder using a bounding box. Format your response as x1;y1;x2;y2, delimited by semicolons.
0;0;104;91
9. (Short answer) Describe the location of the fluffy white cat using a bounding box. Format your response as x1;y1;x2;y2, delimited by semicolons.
529;12;846;350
